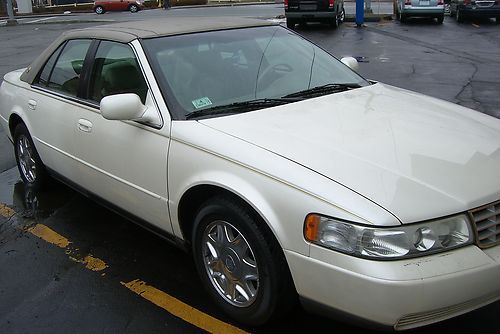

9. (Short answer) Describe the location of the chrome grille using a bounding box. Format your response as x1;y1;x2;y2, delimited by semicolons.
469;200;500;248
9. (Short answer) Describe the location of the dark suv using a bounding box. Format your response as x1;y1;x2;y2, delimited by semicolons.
284;0;346;29
449;0;500;22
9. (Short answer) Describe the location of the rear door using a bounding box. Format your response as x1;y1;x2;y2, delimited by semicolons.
30;39;92;181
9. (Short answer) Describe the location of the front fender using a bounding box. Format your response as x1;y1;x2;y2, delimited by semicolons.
168;121;400;257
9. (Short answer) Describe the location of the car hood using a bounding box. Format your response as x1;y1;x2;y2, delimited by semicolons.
200;83;500;223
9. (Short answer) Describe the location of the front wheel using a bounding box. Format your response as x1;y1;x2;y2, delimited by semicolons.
13;123;48;189
456;9;464;23
192;196;296;325
129;4;139;13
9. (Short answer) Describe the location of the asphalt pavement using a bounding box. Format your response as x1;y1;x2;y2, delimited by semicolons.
1;5;499;334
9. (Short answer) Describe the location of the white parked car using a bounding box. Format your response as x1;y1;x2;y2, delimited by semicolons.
1;17;499;331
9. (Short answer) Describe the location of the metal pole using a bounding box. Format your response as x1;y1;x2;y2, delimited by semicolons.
5;0;18;26
355;0;364;27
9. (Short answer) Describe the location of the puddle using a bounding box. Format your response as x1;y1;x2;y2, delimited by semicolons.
12;180;74;220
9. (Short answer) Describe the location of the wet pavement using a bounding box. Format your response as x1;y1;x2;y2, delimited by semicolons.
1;9;500;334
2;166;500;333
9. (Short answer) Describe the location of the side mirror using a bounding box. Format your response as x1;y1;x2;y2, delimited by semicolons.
100;93;147;121
340;57;360;72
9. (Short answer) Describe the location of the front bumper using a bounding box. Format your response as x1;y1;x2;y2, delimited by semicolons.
285;244;500;330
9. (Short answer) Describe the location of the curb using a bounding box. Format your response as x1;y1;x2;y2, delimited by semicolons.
0;1;281;20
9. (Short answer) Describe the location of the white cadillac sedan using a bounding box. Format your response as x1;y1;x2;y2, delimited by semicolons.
1;17;499;331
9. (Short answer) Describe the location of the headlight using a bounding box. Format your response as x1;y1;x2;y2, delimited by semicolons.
304;214;473;260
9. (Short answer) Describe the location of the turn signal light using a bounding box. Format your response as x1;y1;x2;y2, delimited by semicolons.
304;214;320;241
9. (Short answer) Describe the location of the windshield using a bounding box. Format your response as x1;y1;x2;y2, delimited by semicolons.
142;26;369;119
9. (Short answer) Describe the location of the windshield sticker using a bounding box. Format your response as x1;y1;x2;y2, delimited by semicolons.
192;97;213;109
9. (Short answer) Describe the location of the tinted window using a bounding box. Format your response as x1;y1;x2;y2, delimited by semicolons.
38;44;63;87
47;39;92;96
89;41;148;104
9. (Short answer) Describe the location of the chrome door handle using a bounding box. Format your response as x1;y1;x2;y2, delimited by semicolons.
78;119;93;133
28;100;37;110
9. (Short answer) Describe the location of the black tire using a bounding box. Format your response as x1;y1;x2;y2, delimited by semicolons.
456;9;464;23
399;12;407;23
129;4;139;13
94;5;104;14
192;196;296;326
329;15;339;29
13;123;48;189
286;18;296;29
437;15;444;24
496;16;500;23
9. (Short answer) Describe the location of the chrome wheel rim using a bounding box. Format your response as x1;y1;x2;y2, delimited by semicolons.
201;220;259;307
130;5;138;12
340;8;345;22
96;6;103;14
17;135;36;183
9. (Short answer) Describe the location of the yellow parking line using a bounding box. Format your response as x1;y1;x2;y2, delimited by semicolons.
122;279;248;334
0;203;15;218
1;202;247;334
28;223;71;248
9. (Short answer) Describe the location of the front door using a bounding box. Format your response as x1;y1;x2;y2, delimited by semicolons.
73;40;172;233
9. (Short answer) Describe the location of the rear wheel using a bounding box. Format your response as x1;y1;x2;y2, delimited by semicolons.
192;196;296;325
338;7;345;24
286;18;297;29
94;5;104;14
398;9;407;23
14;123;48;189
456;9;464;23
129;4;139;13
437;15;444;24
329;15;339;28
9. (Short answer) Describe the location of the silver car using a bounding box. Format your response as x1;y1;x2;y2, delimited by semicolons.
395;0;446;23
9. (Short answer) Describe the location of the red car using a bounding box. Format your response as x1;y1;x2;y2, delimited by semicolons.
94;0;145;14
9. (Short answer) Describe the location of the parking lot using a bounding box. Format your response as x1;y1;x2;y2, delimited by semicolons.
1;6;499;333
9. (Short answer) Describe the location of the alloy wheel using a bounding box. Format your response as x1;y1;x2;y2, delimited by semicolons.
201;220;259;307
16;134;37;183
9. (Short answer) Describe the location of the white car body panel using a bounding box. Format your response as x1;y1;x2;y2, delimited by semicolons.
201;82;500;223
1;23;500;330
288;244;500;329
168;121;400;254
1;70;80;182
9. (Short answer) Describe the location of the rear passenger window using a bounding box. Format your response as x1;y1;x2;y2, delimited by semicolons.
90;41;148;104
42;40;92;97
38;44;63;87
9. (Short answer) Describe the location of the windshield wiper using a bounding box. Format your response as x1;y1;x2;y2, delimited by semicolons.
185;98;298;120
282;83;362;99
